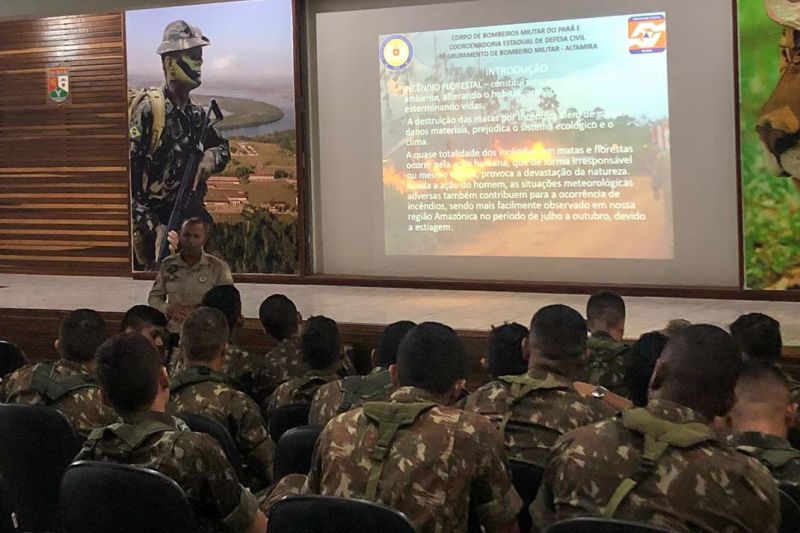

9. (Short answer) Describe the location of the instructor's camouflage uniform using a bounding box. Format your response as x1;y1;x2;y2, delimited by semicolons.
463;368;616;467
0;360;117;439
532;399;780;532
167;365;274;490
77;411;259;533
306;386;523;533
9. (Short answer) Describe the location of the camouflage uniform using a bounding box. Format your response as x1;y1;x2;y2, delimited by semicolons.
580;331;631;395
306;386;523;533
129;89;230;238
222;336;305;413
0;360;117;439
77;410;259;533
268;370;339;420
167;365;274;490
309;367;394;426
532;399;780;532
147;251;233;316
729;431;800;501
463;369;617;467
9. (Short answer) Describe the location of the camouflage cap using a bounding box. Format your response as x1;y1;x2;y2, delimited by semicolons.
156;20;210;55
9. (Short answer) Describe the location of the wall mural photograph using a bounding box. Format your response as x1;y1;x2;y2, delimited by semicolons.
739;0;800;290
126;0;299;274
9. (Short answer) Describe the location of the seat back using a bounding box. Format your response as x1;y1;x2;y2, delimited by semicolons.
508;459;544;533
60;460;197;533
543;517;674;533
268;495;416;533
0;404;80;531
274;425;323;480
178;412;244;477
779;488;800;533
269;403;311;442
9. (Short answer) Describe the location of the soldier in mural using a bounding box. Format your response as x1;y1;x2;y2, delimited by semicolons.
129;20;230;270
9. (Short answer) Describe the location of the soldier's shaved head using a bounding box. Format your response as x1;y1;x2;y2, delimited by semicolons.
96;332;162;414
181;307;228;362
586;290;625;341
730;362;795;439
396;322;468;395
59;308;108;363
529;304;587;364
650;324;743;419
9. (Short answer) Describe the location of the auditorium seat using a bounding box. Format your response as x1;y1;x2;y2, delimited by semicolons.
0;404;80;532
269;403;311;442
273;425;323;480
267;494;415;533
508;459;544;533
177;412;244;478
60;460;197;533
779;488;800;533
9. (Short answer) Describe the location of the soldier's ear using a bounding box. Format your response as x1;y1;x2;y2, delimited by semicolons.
159;366;170;390
479;356;488;371
786;403;798;429
521;337;530;361
370;348;378;369
649;358;666;393
389;364;398;387
54;339;60;354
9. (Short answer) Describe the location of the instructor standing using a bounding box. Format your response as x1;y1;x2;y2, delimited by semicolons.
148;218;233;327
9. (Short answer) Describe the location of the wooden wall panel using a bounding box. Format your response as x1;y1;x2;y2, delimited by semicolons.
0;13;130;276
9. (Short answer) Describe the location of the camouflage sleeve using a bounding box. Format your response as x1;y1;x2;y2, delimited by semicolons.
258;474;308;512
266;383;289;421
304;422;331;494
183;433;259;533
530;435;569;531
468;414;523;527
231;393;274;488
309;382;343;426
204;125;230;173
147;266;168;313
60;389;118;440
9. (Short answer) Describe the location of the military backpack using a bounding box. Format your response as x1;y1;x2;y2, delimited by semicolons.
29;362;98;403
335;371;393;415
128;87;166;157
602;408;717;518
169;366;226;393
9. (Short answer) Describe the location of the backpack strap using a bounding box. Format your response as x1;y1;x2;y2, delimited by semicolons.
336;371;393;415
86;418;176;450
146;88;166;155
169;366;226;393
287;375;328;394
361;401;437;501
497;374;572;437
29;362;97;403
603;408;717;518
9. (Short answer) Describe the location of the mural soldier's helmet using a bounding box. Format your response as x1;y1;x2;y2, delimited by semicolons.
156;20;210;55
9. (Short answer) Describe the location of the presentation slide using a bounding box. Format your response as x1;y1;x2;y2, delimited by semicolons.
379;13;673;259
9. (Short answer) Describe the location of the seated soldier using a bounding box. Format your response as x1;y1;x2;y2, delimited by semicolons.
77;332;267;533
268;315;342;417
309;320;415;426
0;341;27;384
532;324;780;533
484;322;529;379
168;308;274;491
580;290;631;395
728;361;800;500
306;322;522;533
464;304;617;467
1;308;116;439
121;305;168;361
223;294;304;412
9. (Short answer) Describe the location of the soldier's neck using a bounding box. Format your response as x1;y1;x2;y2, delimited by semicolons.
186;358;223;373
165;82;192;110
733;418;788;439
180;249;202;267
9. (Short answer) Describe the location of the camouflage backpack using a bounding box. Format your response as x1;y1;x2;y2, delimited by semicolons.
86;418;176;455
360;401;437;500
169;366;226;394
602;408;717;518
497;373;574;442
128;87;166;156
29;362;98;403
335;371;393;415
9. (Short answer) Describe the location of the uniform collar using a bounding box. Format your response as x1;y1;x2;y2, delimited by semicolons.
120;410;182;429
591;330;616;341
57;359;94;376
527;367;573;386
389;386;442;404
646;399;710;425
179;364;223;380
175;250;209;268
729;431;795;452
